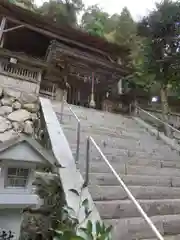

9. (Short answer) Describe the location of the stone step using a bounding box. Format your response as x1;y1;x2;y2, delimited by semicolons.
77;151;178;165
80;157;180;168
76;145;179;160
70;143;153;155
86;173;173;187
63;126;153;142
85;173;180;188
80;162;180;176
75;146;155;157
90;185;180;200
143;234;180;240
62;121;154;136
61;118;147;131
80;161;125;174
71;143;179;161
95;199;180;219
53;103;180;240
105;214;180;240
65;133;171;152
126;165;180;177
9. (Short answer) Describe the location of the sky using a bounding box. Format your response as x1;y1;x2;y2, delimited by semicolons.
35;0;163;20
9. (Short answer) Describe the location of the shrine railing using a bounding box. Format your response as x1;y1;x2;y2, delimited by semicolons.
84;136;164;240
60;99;80;165
135;105;180;140
0;60;40;83
42;98;164;240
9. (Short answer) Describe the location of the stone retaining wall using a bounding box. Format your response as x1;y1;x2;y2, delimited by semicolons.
0;87;40;142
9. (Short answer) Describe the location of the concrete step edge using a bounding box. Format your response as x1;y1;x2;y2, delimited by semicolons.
142;234;180;240
83;164;180;176
105;214;180;239
95;199;180;204
86;174;180;188
95;199;180;219
90;185;180;201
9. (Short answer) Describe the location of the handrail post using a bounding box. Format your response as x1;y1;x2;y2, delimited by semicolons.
76;120;80;166
84;137;90;186
129;103;132;115
134;102;139;116
60;93;65;123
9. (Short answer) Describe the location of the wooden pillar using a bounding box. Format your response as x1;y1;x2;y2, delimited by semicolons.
0;17;6;48
52;84;55;100
117;57;123;95
77;90;80;105
118;79;123;94
89;72;96;108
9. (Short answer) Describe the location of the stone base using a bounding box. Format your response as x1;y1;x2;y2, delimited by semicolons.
0;75;40;95
0;209;22;240
102;99;115;112
55;88;67;102
0;86;40;142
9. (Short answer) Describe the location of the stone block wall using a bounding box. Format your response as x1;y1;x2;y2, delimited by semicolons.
0;87;40;143
0;75;40;95
0;58;41;96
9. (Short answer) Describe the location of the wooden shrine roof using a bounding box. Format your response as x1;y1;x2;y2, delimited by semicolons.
0;0;133;89
0;0;130;58
48;40;129;78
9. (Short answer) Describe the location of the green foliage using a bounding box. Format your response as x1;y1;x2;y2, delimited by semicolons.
114;7;137;47
38;0;84;26
133;0;180;135
9;0;36;10
81;4;138;49
81;5;109;37
23;173;113;240
52;184;112;240
137;0;180;87
124;0;180;105
10;0;84;26
20;173;66;240
33;173;66;229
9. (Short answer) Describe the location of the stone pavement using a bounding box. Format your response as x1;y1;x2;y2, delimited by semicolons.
53;102;180;240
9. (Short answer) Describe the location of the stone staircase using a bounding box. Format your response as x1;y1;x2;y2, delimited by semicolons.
53;102;180;240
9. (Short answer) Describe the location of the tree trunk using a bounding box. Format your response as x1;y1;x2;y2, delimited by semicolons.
160;86;171;137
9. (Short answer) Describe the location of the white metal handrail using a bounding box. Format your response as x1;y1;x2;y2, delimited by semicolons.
85;136;164;240
60;98;80;165
136;106;180;135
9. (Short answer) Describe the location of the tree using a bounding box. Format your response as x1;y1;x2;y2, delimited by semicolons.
81;5;109;37
38;0;84;26
106;14;120;33
81;6;122;38
9;0;36;10
114;8;137;46
137;0;180;135
9;0;83;25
